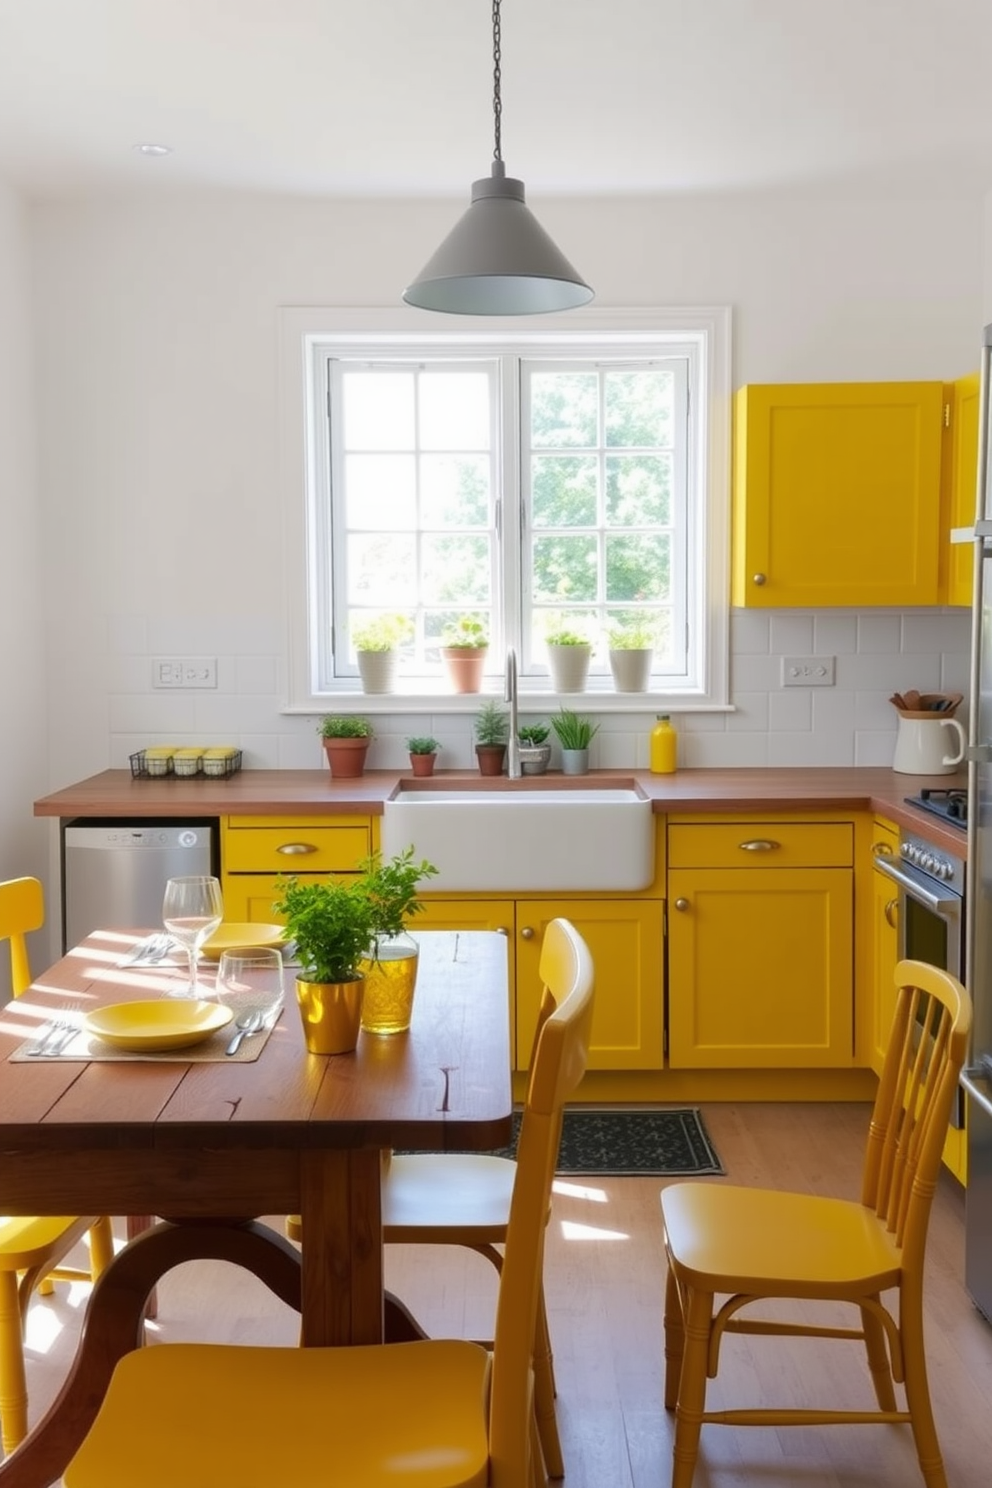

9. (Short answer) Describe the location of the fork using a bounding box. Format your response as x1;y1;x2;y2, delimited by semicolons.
27;1006;81;1057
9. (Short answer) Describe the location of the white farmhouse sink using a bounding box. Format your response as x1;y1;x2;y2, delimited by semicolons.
381;784;654;891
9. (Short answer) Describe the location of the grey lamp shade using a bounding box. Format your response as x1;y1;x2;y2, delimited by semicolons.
403;167;593;316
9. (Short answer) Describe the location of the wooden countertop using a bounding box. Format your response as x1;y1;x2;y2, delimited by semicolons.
33;766;970;855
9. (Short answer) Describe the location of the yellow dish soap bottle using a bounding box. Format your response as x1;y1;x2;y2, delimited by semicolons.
650;714;677;774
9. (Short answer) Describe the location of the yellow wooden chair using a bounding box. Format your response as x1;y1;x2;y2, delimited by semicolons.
286;948;566;1474
660;958;971;1488
0;876;115;1454
63;917;595;1488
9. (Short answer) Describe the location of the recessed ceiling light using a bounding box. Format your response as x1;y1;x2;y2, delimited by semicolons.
134;143;172;158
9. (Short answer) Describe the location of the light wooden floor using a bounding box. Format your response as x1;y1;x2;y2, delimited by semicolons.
11;1102;992;1487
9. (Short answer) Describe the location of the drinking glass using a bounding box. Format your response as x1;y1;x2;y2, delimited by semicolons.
215;949;285;1030
162;875;224;999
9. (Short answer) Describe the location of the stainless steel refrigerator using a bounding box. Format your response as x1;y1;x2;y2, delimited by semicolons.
963;324;992;1323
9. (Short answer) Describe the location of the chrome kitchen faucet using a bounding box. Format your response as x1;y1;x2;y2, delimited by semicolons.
505;648;521;779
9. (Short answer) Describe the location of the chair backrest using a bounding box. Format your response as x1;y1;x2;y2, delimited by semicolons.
488;917;595;1486
0;876;45;998
861;958;971;1271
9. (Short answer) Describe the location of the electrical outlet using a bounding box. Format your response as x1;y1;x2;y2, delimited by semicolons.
152;657;217;689
782;656;836;687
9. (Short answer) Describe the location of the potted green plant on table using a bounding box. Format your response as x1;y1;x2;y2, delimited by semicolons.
406;735;441;777
550;707;599;776
352;613;413;695
357;847;439;1035
545;626;592;693
439;616;489;694
273;873;378;1053
474;699;509;776
606;618;657;694
319;715;374;779
517;722;552;776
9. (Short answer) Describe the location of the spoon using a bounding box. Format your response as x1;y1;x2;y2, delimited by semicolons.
225;1010;264;1056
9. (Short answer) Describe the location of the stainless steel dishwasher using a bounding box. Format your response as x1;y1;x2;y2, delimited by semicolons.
61;818;218;951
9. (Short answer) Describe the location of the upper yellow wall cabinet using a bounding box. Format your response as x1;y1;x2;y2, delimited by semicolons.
732;382;944;607
943;371;980;608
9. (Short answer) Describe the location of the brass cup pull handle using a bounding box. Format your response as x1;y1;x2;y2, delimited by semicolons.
884;898;899;929
520;926;535;940
277;843;318;855
738;839;780;852
674;898;689;912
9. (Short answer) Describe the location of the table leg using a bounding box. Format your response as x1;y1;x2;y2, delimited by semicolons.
299;1147;383;1346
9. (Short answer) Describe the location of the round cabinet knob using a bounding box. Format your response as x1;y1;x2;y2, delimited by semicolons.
884;899;898;929
752;573;767;586
520;926;535;940
495;926;509;936
674;898;689;912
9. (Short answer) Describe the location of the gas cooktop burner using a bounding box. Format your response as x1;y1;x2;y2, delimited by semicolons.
904;787;968;828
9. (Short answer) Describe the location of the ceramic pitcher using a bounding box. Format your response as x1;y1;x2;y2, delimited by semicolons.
892;715;967;775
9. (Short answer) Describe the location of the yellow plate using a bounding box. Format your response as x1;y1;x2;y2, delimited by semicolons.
200;923;288;959
84;1000;234;1052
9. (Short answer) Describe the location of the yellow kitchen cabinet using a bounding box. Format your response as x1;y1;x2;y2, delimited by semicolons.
220;814;374;921
732;381;944;607
667;820;854;1069
943;371;980;607
869;818;900;1077
419;896;664;1074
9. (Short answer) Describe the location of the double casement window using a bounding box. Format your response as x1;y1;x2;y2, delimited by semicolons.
283;309;730;710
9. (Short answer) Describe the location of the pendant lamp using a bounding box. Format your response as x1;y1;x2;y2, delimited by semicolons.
403;0;593;316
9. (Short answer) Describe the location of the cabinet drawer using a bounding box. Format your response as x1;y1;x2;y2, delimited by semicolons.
223;818;372;873
667;822;853;869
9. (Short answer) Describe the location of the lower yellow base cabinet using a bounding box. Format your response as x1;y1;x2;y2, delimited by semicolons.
667;819;854;1070
418;896;664;1074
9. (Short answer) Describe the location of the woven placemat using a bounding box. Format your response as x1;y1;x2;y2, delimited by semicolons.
10;1017;280;1064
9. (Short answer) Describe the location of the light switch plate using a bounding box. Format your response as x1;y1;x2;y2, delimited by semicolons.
781;655;835;687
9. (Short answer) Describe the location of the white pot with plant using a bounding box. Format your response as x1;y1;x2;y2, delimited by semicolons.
545;627;592;693
550;707;599;775
517;722;552;775
439;616;489;694
606;618;656;694
352;614;413;694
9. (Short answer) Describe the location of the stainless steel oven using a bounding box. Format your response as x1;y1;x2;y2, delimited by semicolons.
873;827;966;1127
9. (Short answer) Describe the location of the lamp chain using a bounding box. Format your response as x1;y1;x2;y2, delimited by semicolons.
491;0;502;163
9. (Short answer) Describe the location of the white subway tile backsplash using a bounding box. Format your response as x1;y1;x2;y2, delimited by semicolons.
103;606;971;773
768;614;814;653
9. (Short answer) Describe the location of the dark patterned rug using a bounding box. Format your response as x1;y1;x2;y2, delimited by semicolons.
493;1106;724;1176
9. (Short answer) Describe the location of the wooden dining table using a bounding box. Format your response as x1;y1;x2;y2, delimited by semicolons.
0;927;512;1487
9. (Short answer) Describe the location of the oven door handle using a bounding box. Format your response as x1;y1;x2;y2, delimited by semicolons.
960;1068;992;1121
872;856;962;915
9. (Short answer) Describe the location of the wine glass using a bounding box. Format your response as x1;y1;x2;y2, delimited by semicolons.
162;876;224;999
215;949;285;1032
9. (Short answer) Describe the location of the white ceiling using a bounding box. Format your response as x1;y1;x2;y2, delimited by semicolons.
1;0;991;201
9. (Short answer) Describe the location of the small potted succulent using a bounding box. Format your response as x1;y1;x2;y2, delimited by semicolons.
545;625;592;693
517;722;552;776
352;613;413;694
474;699;509;776
406;734;440;778
318;715;374;779
606;617;656;694
440;616;489;694
550;707;599;776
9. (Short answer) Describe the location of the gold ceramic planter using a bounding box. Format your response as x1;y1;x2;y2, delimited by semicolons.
295;975;364;1053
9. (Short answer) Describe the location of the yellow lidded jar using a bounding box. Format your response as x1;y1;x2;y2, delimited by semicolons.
172;748;205;777
202;747;238;777
143;747;175;777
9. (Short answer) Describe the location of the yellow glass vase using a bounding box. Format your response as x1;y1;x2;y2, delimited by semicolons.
360;933;420;1035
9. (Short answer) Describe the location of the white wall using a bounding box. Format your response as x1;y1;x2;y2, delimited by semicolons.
26;186;983;783
0;179;46;994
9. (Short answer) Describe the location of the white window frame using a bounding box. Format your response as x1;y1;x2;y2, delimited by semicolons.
278;306;731;715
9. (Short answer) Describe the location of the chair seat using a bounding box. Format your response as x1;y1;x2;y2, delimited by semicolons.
66;1332;494;1488
383;1152;516;1240
0;1215;93;1270
662;1183;902;1296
